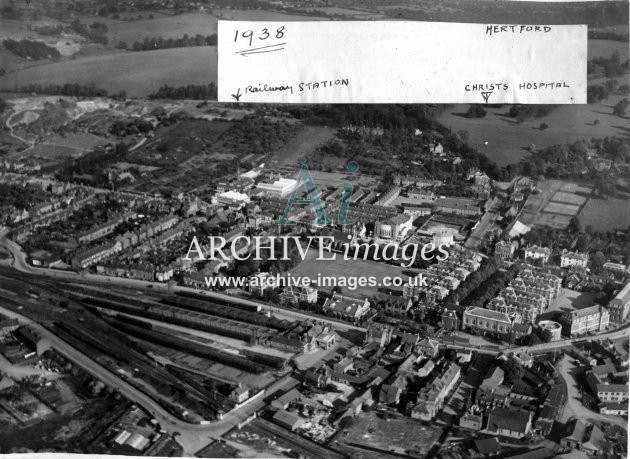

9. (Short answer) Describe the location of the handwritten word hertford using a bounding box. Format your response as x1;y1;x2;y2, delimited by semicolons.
486;25;552;35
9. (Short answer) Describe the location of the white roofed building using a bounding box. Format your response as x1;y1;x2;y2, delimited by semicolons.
257;178;298;197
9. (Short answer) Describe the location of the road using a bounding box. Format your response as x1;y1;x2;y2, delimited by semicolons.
557;355;627;429
465;210;498;249
6;109;35;146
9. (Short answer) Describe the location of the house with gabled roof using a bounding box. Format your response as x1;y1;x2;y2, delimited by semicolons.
486;408;532;438
561;420;605;455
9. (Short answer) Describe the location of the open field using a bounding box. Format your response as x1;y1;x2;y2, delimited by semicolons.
579;197;630;231
308;170;381;189
211;9;327;22
437;94;629;167
560;183;592;194
588;39;629;59
288;249;419;297
544;288;598;318
0;47;217;97
552;191;588;206
543;202;581;216
339;411;442;457
535;213;572;229
15;144;81;159
301;6;384;18
519;180;590;230
272;125;337;167
99;12;219;44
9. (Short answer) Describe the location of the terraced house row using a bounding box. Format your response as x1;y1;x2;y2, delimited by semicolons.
403;250;482;302
487;266;562;324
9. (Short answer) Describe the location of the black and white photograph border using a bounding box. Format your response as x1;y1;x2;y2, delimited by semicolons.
0;0;628;458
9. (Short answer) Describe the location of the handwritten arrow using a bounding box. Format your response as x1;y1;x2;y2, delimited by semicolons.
481;91;493;104
231;88;242;102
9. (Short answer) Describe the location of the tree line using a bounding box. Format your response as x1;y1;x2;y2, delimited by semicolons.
508;105;557;122
2;83;116;98
69;20;109;45
588;51;629;79
122;33;217;51
148;83;217;100
3;39;60;60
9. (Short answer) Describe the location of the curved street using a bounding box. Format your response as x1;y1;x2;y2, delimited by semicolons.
557;355;627;429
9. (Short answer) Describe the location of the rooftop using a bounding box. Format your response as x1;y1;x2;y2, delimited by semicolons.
465;307;513;323
487;408;531;434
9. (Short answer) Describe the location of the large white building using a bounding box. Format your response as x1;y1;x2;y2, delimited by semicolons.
257;178;298;197
524;245;551;264
561;250;588;269
607;281;630;324
375;214;413;242
216;190;250;207
560;305;610;337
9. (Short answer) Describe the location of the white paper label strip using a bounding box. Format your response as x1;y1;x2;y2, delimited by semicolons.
218;21;586;104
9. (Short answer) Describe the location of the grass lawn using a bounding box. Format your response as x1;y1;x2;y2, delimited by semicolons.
272;125;337;167
103;12;218;44
545;288;598;317
0;47;217;97
580;197;630;231
588;39;629;59
437;94;628;167
340;411;442;457
287;248;420;297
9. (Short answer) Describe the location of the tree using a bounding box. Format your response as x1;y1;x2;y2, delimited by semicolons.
576;233;590;252
591;251;606;270
568;216;583;233
526;333;542;346
503;357;525;384
466;105;487;118
613;98;629;117
116;41;128;49
539;123;549;130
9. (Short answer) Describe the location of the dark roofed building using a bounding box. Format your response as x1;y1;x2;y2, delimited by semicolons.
271;388;302;411
486;408;533;438
560;419;605;455
14;326;51;356
535;384;565;435
272;410;304;431
474;437;501;456
512;322;532;339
